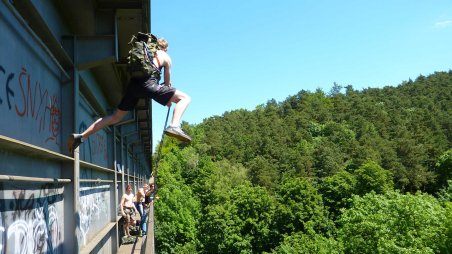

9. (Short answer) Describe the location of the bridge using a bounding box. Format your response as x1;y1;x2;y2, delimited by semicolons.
0;1;157;253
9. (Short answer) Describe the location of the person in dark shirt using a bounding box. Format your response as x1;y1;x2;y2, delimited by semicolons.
141;183;159;235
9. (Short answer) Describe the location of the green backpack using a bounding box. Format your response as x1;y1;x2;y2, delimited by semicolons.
127;32;161;79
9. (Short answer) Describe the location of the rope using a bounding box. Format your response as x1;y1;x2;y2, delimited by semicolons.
153;105;171;192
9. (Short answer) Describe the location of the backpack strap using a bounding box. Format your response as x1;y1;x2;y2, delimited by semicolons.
143;42;161;74
155;55;161;69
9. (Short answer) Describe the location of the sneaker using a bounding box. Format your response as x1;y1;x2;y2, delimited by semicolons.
68;133;84;154
164;126;192;142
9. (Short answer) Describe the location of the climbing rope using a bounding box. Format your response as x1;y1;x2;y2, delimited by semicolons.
152;105;171;192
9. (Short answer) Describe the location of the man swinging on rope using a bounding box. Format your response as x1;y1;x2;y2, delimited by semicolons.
68;37;191;153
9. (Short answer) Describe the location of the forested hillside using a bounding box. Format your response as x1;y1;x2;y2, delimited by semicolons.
153;71;452;253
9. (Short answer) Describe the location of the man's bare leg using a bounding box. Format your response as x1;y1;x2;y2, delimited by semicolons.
124;220;131;237
169;90;191;127
81;109;128;139
68;109;128;153
164;90;192;142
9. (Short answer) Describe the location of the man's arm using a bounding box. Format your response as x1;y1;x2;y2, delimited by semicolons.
132;194;140;214
138;188;145;202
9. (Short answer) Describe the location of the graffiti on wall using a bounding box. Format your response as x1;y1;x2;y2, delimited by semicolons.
0;183;63;254
0;65;61;145
77;185;110;247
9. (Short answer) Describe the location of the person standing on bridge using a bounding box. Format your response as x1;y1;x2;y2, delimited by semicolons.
141;183;160;236
68;36;192;154
120;184;140;240
134;186;145;236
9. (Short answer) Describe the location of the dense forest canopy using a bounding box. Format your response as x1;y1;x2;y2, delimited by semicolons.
152;71;452;253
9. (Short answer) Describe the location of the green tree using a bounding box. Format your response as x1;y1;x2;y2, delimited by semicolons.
274;178;332;236
437;180;452;203
154;183;200;254
154;144;201;253
394;135;435;192
246;155;279;190
435;149;452;189
271;231;342;254
444;202;452;253
322;121;358;160
312;139;343;178
354;161;393;195
199;184;275;253
196;159;249;205
155;71;452;253
319;169;357;218
231;185;276;253
337;191;449;253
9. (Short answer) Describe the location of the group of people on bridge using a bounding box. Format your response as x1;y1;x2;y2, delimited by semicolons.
120;182;159;242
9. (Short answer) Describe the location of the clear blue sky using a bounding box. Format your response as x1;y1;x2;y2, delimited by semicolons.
150;0;452;149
